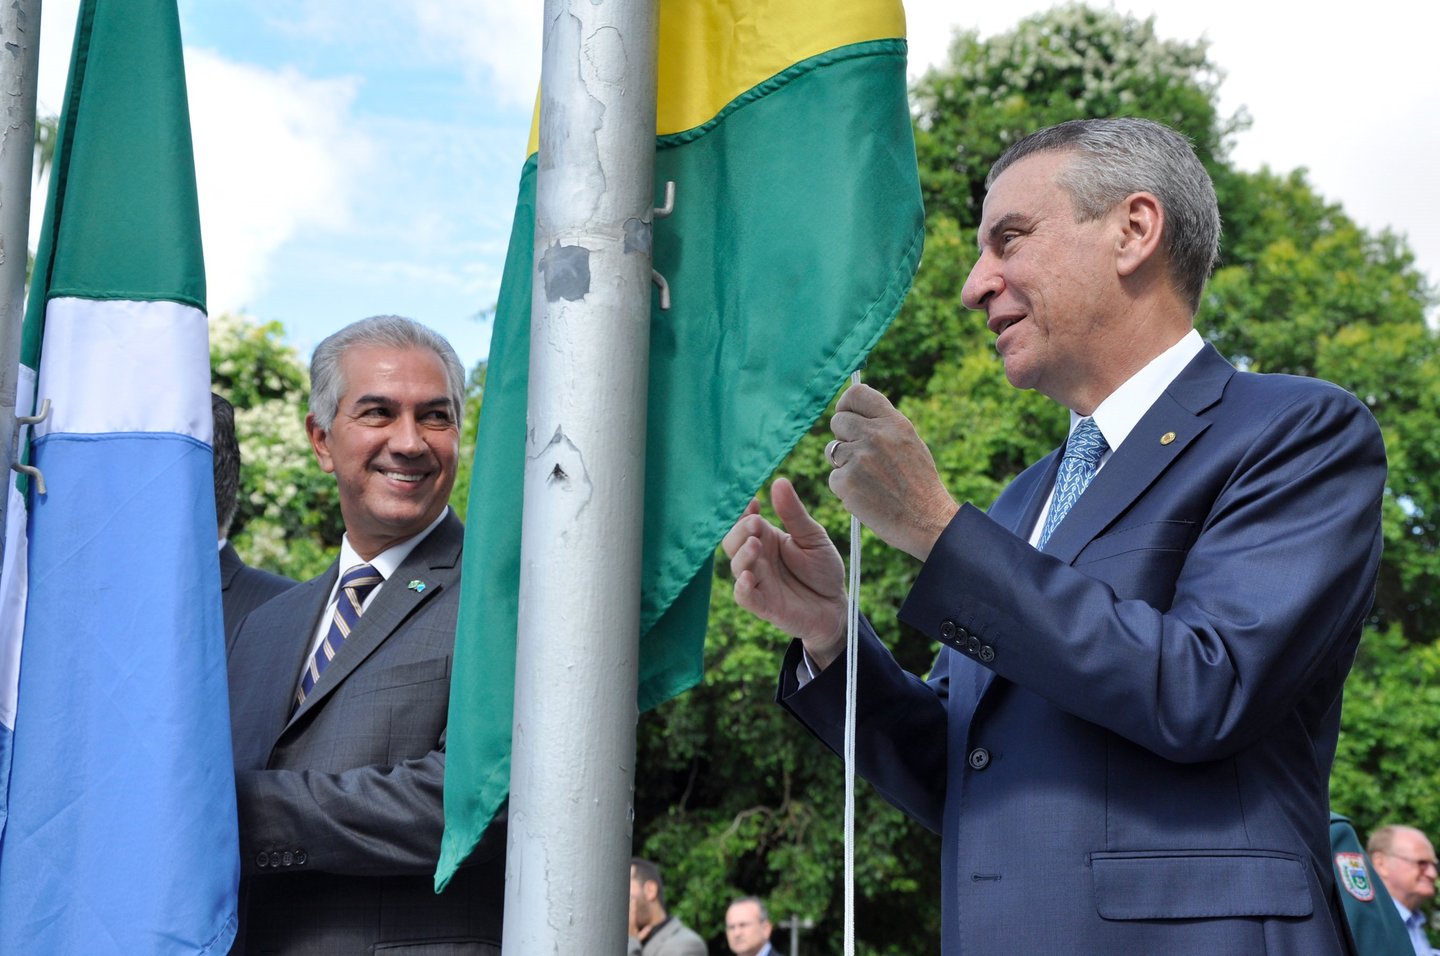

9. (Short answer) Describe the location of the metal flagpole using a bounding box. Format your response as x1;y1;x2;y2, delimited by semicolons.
502;0;658;952
0;0;42;568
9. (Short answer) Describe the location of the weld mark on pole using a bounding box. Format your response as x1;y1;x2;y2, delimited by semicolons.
540;242;591;302
623;218;651;256
532;426;593;528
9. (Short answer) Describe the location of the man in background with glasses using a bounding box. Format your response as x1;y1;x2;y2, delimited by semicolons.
1370;825;1438;955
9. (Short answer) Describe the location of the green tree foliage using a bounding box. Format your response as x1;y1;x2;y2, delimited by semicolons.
631;5;1440;951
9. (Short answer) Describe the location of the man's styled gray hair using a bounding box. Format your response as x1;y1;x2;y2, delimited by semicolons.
987;117;1221;313
308;315;466;432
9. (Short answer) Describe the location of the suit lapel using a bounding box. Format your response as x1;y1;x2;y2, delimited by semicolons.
1039;346;1232;563
225;571;332;769
971;345;1233;704
285;512;463;727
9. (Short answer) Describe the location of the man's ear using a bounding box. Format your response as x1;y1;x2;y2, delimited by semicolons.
1114;191;1164;278
306;412;336;474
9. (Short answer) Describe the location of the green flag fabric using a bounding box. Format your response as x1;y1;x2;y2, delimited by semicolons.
438;0;923;887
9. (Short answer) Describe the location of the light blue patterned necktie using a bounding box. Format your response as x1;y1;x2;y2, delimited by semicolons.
295;563;382;709
1037;417;1108;551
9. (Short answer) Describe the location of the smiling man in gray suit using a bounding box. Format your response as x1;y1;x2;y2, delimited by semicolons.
226;315;503;954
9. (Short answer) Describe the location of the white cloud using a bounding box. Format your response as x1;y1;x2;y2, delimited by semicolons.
33;2;374;317
184;49;373;314
409;0;543;108
246;0;541;109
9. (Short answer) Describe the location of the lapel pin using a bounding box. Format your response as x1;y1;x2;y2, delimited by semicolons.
1160;431;1177;446
407;580;427;593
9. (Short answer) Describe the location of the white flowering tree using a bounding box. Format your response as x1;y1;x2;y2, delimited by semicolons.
210;312;341;580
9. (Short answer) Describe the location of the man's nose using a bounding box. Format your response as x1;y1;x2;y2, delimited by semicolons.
961;252;1001;311
388;414;427;454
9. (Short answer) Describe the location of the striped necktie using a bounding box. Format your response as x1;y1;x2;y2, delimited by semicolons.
295;563;382;709
1037;417;1108;551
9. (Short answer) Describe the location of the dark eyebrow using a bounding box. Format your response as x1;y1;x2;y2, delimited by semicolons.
981;212;1033;249
351;395;454;413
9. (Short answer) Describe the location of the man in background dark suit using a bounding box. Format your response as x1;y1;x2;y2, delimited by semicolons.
212;392;294;643
225;316;503;954
724;118;1386;953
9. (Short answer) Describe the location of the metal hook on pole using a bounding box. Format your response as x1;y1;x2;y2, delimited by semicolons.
651;270;671;311
17;398;50;426
654;180;675;218
12;397;51;494
651;181;676;310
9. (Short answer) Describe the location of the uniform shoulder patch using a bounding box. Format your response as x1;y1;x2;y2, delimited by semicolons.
1336;851;1377;901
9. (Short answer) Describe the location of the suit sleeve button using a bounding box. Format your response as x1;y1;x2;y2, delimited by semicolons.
966;635;980;655
256;852;269;868
295;849;307;866
977;645;995;663
968;747;991;770
940;620;956;640
281;851;294;867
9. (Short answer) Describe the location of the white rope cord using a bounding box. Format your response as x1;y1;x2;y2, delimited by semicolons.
842;369;862;956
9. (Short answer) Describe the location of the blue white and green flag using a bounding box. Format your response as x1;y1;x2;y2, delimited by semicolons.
0;1;239;951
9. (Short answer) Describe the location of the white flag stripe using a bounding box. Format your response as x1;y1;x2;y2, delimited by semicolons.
34;298;211;441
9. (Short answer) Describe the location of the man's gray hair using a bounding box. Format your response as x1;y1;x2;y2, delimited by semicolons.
987;117;1220;313
309;315;467;432
729;895;770;922
1367;823;1426;857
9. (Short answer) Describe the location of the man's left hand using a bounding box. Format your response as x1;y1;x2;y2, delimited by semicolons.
827;384;958;561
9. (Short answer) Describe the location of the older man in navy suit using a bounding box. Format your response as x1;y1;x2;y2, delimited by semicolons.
724;118;1386;954
226;316;503;954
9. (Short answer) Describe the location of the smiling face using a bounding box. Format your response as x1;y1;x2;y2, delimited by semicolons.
307;344;459;559
961;150;1131;413
1374;827;1438;911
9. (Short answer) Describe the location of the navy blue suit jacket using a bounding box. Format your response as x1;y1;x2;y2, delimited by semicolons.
782;346;1386;954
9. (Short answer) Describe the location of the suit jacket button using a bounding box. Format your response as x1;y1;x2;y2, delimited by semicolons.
978;645;995;663
294;849;307;866
269;851;283;867
281;851;294;867
940;620;957;641
256;852;270;868
968;747;991;770
956;626;970;643
966;635;980;656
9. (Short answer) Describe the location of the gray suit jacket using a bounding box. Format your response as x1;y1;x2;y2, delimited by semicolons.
226;511;504;955
219;541;295;646
628;916;708;956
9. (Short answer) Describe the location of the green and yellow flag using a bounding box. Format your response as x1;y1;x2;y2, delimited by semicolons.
438;0;923;887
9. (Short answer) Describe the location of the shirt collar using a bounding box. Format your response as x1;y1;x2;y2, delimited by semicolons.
335;507;449;586
1074;328;1204;452
1393;896;1422;922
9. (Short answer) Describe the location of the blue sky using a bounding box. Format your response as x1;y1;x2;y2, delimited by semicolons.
33;1;1440;371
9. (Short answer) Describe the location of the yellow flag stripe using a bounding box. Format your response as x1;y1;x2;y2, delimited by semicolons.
527;0;906;153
